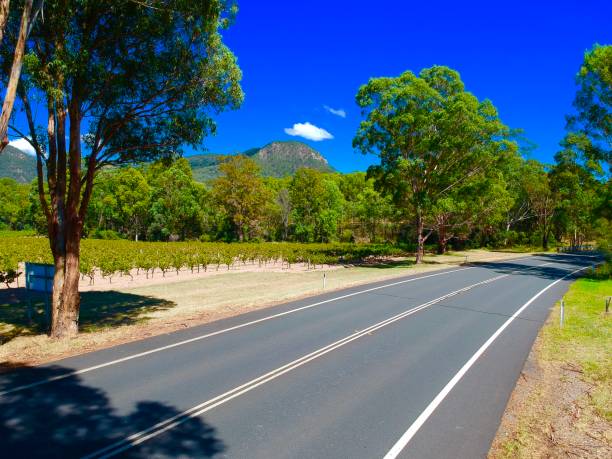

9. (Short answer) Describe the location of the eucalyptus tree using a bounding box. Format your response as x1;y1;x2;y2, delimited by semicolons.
522;161;557;250
429;171;512;253
148;159;207;241
499;155;535;244
565;44;611;175
3;0;243;337
353;66;515;262
0;177;29;229
289;168;344;242
356;184;394;242
212;156;269;242
548;44;611;248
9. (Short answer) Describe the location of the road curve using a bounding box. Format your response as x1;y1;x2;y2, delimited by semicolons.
0;253;595;458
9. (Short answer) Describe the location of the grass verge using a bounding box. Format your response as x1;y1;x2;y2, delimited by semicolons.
490;269;611;458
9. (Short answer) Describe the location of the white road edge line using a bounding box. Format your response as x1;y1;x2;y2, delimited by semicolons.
381;264;589;459
82;261;555;459
2;266;478;396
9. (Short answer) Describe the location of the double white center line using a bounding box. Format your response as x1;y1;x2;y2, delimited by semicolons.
382;264;589;458
1;266;476;397
83;262;555;458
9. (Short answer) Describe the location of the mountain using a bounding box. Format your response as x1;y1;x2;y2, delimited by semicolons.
0;140;336;184
251;141;335;177
186;154;224;182
0;145;37;183
188;141;335;182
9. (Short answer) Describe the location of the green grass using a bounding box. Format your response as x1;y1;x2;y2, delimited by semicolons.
495;245;551;253
492;267;611;458
541;274;612;420
0;229;37;238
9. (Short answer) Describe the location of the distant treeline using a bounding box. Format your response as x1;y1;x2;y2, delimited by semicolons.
1;150;609;253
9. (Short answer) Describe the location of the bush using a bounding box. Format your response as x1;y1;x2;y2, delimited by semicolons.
340;229;354;243
91;229;124;240
587;262;612;280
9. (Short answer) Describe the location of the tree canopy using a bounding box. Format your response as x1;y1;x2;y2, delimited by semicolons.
353;65;517;262
0;0;244;337
563;44;611;175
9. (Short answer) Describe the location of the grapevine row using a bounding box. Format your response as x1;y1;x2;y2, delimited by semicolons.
0;237;406;286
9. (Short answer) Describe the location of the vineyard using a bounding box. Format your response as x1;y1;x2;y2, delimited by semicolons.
0;237;407;287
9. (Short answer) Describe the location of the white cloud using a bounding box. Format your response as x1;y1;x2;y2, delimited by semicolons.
284;122;333;141
8;137;36;156
324;105;346;118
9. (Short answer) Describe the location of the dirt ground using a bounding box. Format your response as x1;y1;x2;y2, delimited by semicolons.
489;311;612;458
1;250;534;370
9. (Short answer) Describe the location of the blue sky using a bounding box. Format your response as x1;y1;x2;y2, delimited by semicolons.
193;0;611;173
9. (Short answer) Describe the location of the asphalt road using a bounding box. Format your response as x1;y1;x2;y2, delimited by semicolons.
0;253;596;458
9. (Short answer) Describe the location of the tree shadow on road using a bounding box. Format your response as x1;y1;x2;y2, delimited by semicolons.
0;289;176;344
470;253;596;280
0;365;224;458
348;258;441;269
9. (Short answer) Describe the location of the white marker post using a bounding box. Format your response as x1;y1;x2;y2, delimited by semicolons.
323;272;326;290
560;299;565;327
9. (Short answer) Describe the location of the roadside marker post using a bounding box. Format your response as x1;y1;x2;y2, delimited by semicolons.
323;272;326;290
560;299;565;327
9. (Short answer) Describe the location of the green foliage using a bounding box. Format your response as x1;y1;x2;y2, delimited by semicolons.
0;237;407;282
211;156;270;241
1;48;608;264
353;65;517;258
565;44;611;175
87;167;151;240
542;277;612;420
147;159;208;241
90;229;124;240
289;168;344;242
0;178;30;230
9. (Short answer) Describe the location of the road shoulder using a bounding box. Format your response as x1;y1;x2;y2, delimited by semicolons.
489;275;611;458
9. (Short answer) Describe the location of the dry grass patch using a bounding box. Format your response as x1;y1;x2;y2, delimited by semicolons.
490;275;612;458
1;250;533;368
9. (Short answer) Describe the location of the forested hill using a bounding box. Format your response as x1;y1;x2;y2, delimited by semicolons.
188;141;335;182
0;140;335;183
0;145;37;183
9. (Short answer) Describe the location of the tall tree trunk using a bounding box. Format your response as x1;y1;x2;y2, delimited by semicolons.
503;218;511;246
0;0;9;45
415;210;425;264
50;228;81;337
437;237;449;255
436;220;448;254
0;0;32;152
48;89;85;338
542;232;549;251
